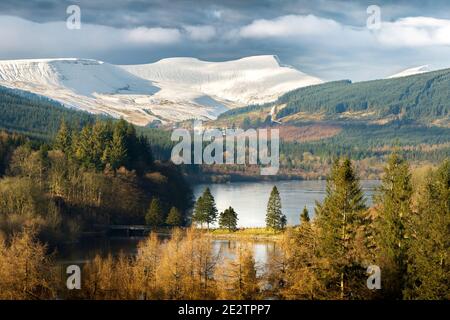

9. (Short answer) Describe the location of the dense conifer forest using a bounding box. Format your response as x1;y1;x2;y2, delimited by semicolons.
221;68;450;122
0;120;192;245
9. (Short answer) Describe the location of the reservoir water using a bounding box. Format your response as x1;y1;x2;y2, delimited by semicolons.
58;180;379;265
193;180;379;228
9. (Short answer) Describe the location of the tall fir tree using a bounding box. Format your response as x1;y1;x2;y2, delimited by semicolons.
219;206;238;231
74;125;95;167
405;160;450;299
145;198;164;227
103;123;127;170
91;121;110;170
54;120;71;155
374;153;412;299
266;186;286;230
166;207;183;226
300;206;310;224
314;158;368;299
192;195;206;227
192;188;218;229
203;188;218;229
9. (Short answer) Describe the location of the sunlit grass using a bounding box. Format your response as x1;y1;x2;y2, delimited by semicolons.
207;227;286;239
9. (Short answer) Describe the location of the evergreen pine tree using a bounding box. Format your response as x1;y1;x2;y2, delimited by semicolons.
219;206;238;231
192;195;205;227
314;158;368;299
192;188;218;229
54;120;71;154
204;188;218;229
300;206;310;224
103;123;127;170
266;186;286;230
74;125;95;167
405;160;450;299
166;207;183;226
280;215;287;229
202;188;218;229
91;121;110;170
374;153;412;299
145;198;164;227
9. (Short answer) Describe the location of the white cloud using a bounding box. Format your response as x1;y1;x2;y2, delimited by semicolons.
239;14;342;38
231;14;450;80
2;12;450;82
377;17;450;47
126;26;181;44
237;14;450;49
0;15;183;59
183;25;216;41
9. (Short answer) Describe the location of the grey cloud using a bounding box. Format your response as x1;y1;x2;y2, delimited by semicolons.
2;0;450;81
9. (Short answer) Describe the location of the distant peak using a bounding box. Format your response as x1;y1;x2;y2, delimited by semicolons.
154;57;202;64
147;55;286;68
387;65;431;79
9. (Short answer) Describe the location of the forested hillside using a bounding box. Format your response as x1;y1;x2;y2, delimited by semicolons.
204;69;450;180
0;85;95;139
0;85;174;160
2;74;450;182
0;120;192;245
220;68;450;125
276;69;450;122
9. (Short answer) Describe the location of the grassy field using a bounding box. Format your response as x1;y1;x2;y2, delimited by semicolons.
206;227;285;240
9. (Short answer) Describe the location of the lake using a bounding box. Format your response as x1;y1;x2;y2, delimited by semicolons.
193;180;379;228
57;180;379;265
57;236;276;273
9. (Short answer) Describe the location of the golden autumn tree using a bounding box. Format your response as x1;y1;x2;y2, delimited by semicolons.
0;229;56;300
215;244;259;300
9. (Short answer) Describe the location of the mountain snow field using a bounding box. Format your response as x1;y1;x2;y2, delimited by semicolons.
0;56;323;125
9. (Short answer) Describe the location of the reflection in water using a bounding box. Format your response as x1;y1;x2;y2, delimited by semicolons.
57;237;142;264
57;236;276;273
212;240;276;271
194;180;379;227
57;180;380;266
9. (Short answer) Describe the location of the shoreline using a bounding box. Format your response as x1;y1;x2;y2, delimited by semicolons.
204;228;284;241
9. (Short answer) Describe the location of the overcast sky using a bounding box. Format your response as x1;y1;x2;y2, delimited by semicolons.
2;0;450;81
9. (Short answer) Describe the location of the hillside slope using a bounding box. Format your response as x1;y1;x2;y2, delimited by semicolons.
0;56;322;126
0;85;95;138
221;67;450;128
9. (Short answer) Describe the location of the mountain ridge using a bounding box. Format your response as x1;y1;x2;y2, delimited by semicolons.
387;65;432;79
0;56;322;126
217;67;450;128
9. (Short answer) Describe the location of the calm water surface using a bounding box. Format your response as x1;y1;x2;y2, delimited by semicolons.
57;236;275;271
58;180;379;265
193;180;379;227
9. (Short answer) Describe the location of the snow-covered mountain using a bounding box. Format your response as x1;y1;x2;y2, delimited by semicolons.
121;55;322;107
387;65;431;79
0;56;322;125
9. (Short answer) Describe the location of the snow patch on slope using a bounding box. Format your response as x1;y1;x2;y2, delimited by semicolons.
387;65;431;79
0;58;159;96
